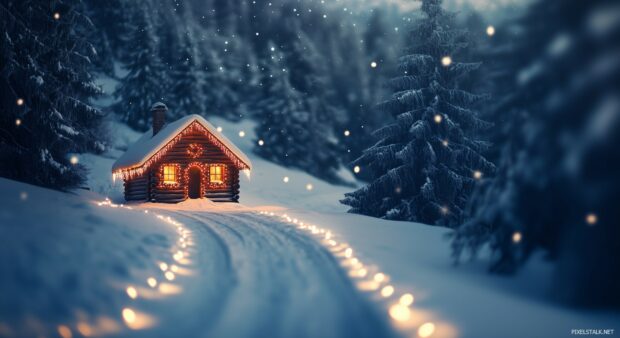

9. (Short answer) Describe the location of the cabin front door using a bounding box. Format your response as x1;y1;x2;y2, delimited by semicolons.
188;167;202;199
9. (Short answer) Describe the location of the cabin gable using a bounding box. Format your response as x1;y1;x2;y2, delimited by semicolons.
146;130;240;203
113;106;250;204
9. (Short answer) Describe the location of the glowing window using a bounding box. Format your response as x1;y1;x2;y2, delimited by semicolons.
162;165;179;184
210;165;224;184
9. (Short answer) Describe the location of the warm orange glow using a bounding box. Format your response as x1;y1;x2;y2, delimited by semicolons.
159;282;183;295
586;213;598;225
173;251;184;261
147;277;158;288
209;164;224;184
16;98;24;106
77;322;93;336
418;322;436;337
126;286;138;299
122;308;155;330
165;271;175;281
113;121;251;181
374;273;386;283
122;308;136;324
381;285;395;298
357;280;381;291
57;325;72;338
434;114;443;123
473;170;482;179
159;262;168;271
512;231;522;243
400;293;414;306
162;164;179;184
486;25;496;36
389;303;411;322
187;143;203;158
441;56;452;66
306;183;314;191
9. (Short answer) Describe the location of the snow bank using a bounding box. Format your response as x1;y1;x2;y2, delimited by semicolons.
206;117;620;338
0;178;196;337
79;117;620;338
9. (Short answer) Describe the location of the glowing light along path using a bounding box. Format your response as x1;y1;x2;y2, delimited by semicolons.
258;210;443;338
95;198;195;333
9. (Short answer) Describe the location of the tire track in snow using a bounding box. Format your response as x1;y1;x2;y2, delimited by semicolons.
167;210;397;338
144;211;237;338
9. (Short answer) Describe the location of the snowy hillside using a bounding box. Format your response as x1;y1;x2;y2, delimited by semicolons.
3;0;619;336
1;115;618;338
0;178;182;336
77;117;618;337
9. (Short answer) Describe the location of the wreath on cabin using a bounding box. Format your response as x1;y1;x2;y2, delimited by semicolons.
187;143;203;159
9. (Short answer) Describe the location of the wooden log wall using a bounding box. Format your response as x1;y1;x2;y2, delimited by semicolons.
124;175;148;201
146;129;241;203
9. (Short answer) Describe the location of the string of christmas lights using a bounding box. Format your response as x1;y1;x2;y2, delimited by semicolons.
113;121;250;181
187;143;203;159
206;164;229;189
257;210;442;338
157;163;182;189
183;162;208;197
87;199;195;336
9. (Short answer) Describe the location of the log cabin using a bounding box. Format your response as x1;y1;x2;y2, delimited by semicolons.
111;103;252;203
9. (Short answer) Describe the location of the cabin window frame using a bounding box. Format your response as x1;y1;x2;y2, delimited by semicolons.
208;164;227;188
159;163;182;188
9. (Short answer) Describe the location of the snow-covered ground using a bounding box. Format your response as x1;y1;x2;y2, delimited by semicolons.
193;117;620;338
1;115;618;338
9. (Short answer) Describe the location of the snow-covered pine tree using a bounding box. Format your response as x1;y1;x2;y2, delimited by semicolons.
253;44;306;164
452;0;620;306
341;9;401;175
113;2;167;131
83;0;128;74
252;42;343;183
199;32;243;121
0;0;104;189
341;0;494;226
166;27;206;118
287;33;347;184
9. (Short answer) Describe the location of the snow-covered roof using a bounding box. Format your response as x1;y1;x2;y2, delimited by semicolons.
112;114;252;176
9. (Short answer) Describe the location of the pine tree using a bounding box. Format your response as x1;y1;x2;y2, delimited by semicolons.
0;0;104;189
83;0;128;74
341;0;494;226
253;42;343;183
200;32;243;120
341;9;401;176
452;0;620;306
288;33;347;183
113;3;167;131
166;27;206;118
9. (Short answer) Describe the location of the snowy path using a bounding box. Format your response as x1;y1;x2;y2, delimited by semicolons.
148;209;396;338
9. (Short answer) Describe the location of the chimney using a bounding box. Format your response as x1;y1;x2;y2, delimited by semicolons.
151;102;167;136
